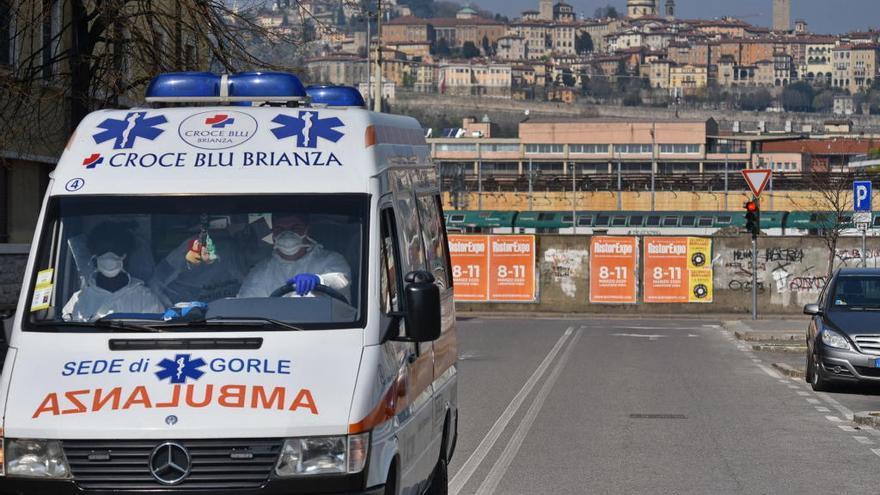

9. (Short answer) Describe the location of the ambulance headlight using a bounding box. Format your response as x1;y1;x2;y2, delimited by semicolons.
275;433;369;477
5;439;70;478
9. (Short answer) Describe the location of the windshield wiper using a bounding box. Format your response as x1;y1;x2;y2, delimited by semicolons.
34;319;165;333
161;316;305;332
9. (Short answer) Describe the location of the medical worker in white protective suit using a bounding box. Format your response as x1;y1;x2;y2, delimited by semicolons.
238;214;351;299
63;222;165;322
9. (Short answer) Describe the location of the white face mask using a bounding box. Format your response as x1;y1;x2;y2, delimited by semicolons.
96;252;125;278
274;231;308;256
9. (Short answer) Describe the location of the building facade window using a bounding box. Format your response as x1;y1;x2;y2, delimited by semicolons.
0;0;10;66
525;143;564;154
436;143;477;152
659;144;700;154
614;144;653;154
569;144;610;154
482;143;520;152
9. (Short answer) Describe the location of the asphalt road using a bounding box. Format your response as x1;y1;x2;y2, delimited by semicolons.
449;317;880;495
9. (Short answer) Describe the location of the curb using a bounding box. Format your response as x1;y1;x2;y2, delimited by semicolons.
772;362;805;379
736;331;803;342
853;411;880;428
753;344;806;353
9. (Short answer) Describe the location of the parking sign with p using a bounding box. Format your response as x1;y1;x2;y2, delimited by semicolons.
854;181;872;212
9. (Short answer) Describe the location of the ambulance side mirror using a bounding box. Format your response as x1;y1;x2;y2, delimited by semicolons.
399;270;441;343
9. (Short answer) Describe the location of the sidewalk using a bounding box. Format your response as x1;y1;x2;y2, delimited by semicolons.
722;318;805;342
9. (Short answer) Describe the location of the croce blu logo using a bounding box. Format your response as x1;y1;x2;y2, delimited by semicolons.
155;354;206;384
93;111;167;149
271;111;344;148
179;110;258;150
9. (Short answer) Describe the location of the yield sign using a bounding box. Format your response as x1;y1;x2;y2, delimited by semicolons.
741;169;772;197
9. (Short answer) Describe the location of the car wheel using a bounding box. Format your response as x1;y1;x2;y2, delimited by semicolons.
384;462;398;495
424;457;448;495
810;353;832;392
805;347;814;384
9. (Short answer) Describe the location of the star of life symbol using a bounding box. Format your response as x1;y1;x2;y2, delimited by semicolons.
155;354;206;384
93;111;167;149
270;111;344;148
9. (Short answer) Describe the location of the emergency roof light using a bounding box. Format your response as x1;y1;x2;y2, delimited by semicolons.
145;71;308;104
305;85;366;108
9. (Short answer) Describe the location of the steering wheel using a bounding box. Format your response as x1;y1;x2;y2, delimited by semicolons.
269;283;351;305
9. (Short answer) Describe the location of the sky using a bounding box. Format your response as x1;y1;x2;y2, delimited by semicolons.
471;0;880;34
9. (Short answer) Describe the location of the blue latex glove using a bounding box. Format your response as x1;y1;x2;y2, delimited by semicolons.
289;273;320;296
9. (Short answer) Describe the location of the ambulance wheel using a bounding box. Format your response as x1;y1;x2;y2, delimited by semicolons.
425;457;448;495
384;460;398;495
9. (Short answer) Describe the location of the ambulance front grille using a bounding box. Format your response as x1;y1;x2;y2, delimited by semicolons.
63;438;283;490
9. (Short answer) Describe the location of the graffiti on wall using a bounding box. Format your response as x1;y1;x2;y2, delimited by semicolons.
543;248;589;298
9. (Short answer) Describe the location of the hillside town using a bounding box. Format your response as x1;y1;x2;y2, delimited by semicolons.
252;0;880;113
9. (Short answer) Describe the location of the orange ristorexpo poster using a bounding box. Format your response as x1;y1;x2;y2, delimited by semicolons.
488;235;536;302
589;236;638;304
643;237;689;303
448;235;490;301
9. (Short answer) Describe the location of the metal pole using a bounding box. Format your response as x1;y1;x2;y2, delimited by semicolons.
617;153;622;211
863;227;868;268
752;233;758;320
373;0;382;112
477;158;482;210
724;152;729;210
651;122;656;211
571;161;577;234
528;158;533;211
365;14;371;109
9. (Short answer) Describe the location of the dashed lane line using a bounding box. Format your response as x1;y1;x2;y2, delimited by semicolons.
854;436;874;445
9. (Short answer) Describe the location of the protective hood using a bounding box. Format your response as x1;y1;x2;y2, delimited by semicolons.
4;330;363;439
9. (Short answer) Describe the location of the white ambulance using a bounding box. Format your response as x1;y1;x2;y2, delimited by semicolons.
0;72;457;495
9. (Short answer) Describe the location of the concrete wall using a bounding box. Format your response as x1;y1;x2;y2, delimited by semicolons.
458;235;880;315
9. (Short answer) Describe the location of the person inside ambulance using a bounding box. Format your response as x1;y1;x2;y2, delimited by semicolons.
238;213;351;299
149;216;262;307
62;222;165;322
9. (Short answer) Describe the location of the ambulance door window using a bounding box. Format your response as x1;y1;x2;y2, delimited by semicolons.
379;208;401;315
416;194;449;289
391;172;426;274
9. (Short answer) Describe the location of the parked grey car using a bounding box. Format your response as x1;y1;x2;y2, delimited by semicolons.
805;268;880;391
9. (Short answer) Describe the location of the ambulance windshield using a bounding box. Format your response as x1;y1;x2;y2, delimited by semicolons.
26;194;367;330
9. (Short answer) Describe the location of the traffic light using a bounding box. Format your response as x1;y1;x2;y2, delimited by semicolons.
744;200;760;237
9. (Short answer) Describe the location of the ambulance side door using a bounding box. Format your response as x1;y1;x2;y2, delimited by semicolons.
388;171;436;492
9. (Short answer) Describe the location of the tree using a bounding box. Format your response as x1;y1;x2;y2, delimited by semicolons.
481;35;492;56
812;89;837;113
780;81;815;112
594;5;619;18
0;1;300;160
575;33;593;55
801;171;858;280
433;37;452;57
462;41;480;59
559;70;576;87
739;89;773;111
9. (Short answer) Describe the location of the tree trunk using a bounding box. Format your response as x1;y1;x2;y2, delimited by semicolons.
827;234;838;282
68;0;94;131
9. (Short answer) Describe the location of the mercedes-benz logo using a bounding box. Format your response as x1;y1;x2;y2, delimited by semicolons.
149;442;191;485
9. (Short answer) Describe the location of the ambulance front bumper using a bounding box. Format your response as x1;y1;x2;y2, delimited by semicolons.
0;477;385;495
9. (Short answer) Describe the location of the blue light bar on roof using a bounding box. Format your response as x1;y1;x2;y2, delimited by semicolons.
228;72;307;99
145;71;308;103
305;85;366;107
145;72;220;99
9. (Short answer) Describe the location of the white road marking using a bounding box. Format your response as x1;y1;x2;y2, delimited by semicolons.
687;334;700;338
815;407;831;413
826;415;842;422
787;385;800;389
815;392;855;420
449;326;575;495
757;364;782;379
838;425;858;433
872;448;880;457
779;379;790;384
703;324;721;328
854;436;873;445
796;391;809;397
612;333;666;341
751;358;762;363
616;326;703;331
475;329;584;495
806;398;821;404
